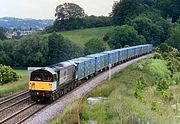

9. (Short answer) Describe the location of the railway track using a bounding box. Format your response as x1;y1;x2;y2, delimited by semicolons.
0;102;47;124
0;90;29;105
0;90;48;124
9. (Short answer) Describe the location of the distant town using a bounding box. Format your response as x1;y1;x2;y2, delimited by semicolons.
0;17;54;38
5;28;42;38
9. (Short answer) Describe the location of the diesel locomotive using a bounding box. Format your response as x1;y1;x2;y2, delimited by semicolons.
29;44;153;101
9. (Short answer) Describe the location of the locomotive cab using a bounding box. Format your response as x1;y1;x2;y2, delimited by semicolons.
29;67;57;101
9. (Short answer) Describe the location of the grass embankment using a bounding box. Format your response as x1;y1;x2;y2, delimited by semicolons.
0;68;29;97
45;26;113;45
51;59;180;124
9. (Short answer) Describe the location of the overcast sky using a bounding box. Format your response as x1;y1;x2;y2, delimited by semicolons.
0;0;116;19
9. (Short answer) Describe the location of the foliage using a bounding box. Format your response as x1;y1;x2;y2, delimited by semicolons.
84;16;112;28
84;38;109;55
53;17;85;31
47;33;83;65
12;35;49;67
0;68;28;97
0;65;19;84
0;27;7;40
167;57;180;74
151;101;159;112
55;3;85;20
153;52;163;60
156;78;170;91
168;0;180;22
105;25;146;49
172;72;180;84
166;24;180;50
147;59;171;80
134;76;147;102
131;16;165;46
156;43;180;75
53;16;112;32
162;90;174;102
111;0;144;25
0;30;86;67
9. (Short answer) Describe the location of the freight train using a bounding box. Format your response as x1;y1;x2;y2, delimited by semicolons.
29;44;153;101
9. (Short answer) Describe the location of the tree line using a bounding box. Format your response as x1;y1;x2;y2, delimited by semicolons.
0;0;180;67
0;33;84;67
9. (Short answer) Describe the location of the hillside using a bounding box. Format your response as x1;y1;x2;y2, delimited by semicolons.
46;26;113;45
51;58;180;124
0;17;53;29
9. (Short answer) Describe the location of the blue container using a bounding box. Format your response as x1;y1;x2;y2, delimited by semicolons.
112;50;119;63
68;59;85;80
86;53;108;72
77;57;95;76
121;48;128;60
131;46;138;57
102;50;119;66
112;49;121;62
118;49;124;62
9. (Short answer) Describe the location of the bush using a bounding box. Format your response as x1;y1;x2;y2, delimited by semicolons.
156;78;170;91
134;76;147;102
84;38;109;55
0;65;19;84
151;101;159;112
147;59;171;80
173;72;180;84
106;25;146;49
162;90;174;102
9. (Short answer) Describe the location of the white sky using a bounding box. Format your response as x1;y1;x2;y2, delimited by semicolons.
0;0;117;19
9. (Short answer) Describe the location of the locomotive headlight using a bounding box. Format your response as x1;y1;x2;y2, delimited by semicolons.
49;83;52;89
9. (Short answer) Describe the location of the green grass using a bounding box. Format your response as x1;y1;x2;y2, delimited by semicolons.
0;68;29;97
50;59;180;124
45;26;113;45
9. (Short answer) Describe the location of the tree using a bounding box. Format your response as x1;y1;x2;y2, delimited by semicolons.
47;33;83;65
0;40;14;65
12;35;49;67
55;3;85;20
166;24;180;50
111;0;144;25
0;64;19;84
105;25;146;49
131;16;165;46
54;17;85;31
168;0;180;22
0;27;7;40
154;0;180;22
84;38;110;55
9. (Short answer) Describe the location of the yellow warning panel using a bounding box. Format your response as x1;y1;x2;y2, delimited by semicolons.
29;81;52;91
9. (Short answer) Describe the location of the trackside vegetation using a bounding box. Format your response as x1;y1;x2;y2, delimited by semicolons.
0;68;29;97
50;46;180;124
0;65;19;85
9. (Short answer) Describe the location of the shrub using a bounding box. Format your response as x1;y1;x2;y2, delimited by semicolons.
162;90;174;102
134;76;147;102
0;65;19;84
147;59;171;80
172;72;180;84
156;78;170;91
151;101;159;112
